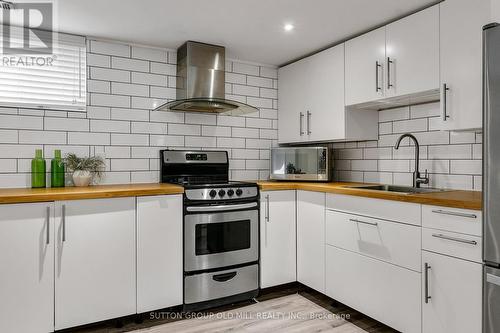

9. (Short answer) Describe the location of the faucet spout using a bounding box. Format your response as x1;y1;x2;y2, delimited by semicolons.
394;133;428;188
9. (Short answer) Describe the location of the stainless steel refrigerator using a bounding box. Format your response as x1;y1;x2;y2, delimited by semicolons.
483;22;500;333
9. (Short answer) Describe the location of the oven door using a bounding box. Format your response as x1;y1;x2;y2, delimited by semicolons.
184;203;259;272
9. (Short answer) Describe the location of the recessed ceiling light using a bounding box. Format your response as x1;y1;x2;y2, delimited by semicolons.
284;23;294;32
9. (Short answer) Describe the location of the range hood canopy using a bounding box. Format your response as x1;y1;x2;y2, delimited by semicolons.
154;41;259;115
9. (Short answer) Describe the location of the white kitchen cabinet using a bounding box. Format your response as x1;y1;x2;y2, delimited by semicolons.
326;245;421;333
278;44;378;144
438;0;490;131
422;251;482;333
260;190;296;288
55;198;136;330
0;202;55;333
137;195;183;312
385;6;439;98
296;190;325;293
345;27;386;105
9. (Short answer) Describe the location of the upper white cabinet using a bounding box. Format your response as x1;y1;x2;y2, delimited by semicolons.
278;43;378;144
385;6;439;98
345;27;386;105
296;190;326;293
55;198;136;330
260;190;297;288
137;195;183;312
0;203;55;333
438;0;490;131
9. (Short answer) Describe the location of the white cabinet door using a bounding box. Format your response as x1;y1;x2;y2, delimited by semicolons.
0;202;54;333
438;0;490;131
345;27;386;105
385;6;439;98
307;44;346;142
297;190;325;293
422;251;482;333
137;195;183;312
55;198;136;330
260;190;296;288
278;57;310;144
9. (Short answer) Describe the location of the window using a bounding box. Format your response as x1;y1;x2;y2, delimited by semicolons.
0;31;86;111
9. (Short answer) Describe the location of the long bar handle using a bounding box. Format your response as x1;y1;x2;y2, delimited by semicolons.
442;83;450;121
62;204;66;242
431;209;477;219
432;233;477;245
265;195;270;222
186;202;258;212
424;263;431;303
306;111;311;135
46;206;50;245
349;218;378;226
299;112;304;136
375;61;382;92
387;57;394;89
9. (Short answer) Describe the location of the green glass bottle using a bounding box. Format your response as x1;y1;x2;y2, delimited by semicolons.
31;149;46;188
51;150;65;188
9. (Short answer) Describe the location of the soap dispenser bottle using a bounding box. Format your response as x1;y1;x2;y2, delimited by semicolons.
31;149;46;188
51;150;65;188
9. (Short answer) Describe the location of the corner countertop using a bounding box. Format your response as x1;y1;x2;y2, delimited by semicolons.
257;181;482;210
0;183;184;204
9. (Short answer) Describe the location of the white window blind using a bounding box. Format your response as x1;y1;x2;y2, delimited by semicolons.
0;30;86;111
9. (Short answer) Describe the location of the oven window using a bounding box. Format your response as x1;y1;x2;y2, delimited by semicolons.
195;220;251;255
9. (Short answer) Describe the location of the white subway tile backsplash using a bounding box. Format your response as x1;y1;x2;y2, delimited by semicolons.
131;46;167;62
217;115;245;127
450;160;482;175
0;115;43;130
259;66;278;79
91;93;130;108
379;106;409;122
88;80;111;93
111;133;149;146
225;72;246;85
90;67;130;83
91;120;130;133
149;135;184;147
87;106;111;120
201;126;231;137
0;159;17;173
150;62;176;75
185;113;217;125
428;145;472;160
378;159;410;172
0;144;43;158
233;62;259;76
0;129;18;143
90;40;130;57
19;131;66;144
68;132;110;145
111;107;149;121
217;137;245;148
111;159;149;171
232;127;259;138
131;122;167;134
87;53;111;67
45;117;90;132
392;118;428;133
131;72;167;87
185;136;217;148
111;82;149;97
168;123;201;136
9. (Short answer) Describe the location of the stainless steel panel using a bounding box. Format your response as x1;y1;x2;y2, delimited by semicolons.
162;150;227;164
186;202;257;213
484;24;500;265
184;264;258;304
184;186;258;201
184;209;259;271
484;266;500;332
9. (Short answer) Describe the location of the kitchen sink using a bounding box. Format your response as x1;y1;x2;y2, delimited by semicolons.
346;184;448;194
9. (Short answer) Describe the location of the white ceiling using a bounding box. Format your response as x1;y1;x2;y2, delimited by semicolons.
55;0;435;66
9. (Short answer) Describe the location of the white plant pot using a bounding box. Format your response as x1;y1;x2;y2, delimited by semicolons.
72;170;92;187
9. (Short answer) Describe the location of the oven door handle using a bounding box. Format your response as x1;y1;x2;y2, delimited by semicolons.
186;202;258;212
212;271;237;282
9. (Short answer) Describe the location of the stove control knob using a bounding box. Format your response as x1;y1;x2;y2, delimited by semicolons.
218;189;226;197
227;189;235;196
209;189;217;198
236;188;243;196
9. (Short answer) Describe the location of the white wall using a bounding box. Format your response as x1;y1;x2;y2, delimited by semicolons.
0;39;278;188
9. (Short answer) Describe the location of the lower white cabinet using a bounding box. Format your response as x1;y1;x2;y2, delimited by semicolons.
260;190;296;288
0;202;55;333
137;195;183;312
422;250;482;333
55;198;136;330
326;245;421;333
297;190;325;293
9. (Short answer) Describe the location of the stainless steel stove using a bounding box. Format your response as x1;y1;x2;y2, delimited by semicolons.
160;150;260;311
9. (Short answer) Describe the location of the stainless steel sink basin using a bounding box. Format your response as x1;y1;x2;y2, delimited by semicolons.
347;184;448;194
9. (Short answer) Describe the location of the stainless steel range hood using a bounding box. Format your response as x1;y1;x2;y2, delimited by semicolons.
154;41;259;115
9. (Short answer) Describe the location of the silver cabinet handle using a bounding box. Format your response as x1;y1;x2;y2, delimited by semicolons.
375;61;382;92
299;112;304;136
424;263;431;303
442;83;450;121
387;57;394;89
431;209;477;219
349;218;378;226
46;206;50;245
306;111;311;135
265;194;270;222
62;204;66;242
432;233;477;245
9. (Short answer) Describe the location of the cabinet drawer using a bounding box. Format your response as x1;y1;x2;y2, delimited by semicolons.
326;245;421;333
422;205;481;236
326;210;421;271
422;228;482;263
327;194;421;226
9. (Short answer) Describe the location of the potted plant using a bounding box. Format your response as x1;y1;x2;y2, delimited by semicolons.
65;153;105;187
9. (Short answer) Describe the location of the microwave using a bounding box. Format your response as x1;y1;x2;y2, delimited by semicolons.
270;147;331;181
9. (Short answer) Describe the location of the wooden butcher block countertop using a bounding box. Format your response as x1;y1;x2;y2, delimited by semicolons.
257;181;482;210
0;183;184;204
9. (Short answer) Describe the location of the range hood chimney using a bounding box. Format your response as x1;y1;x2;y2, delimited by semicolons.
154;41;259;115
